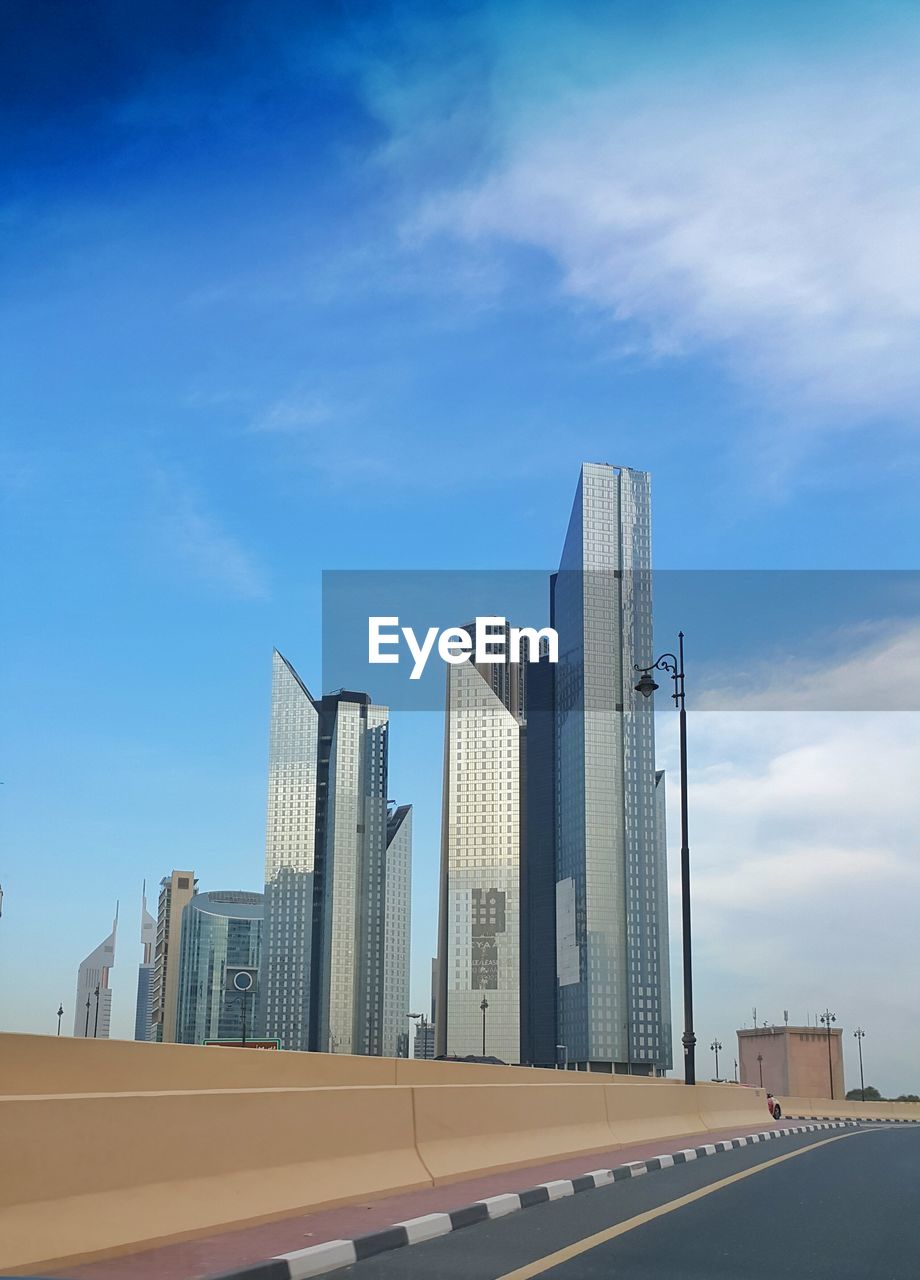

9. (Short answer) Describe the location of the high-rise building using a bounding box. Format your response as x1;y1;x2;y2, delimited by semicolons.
175;891;263;1045
436;621;524;1063
259;650;412;1055
134;884;157;1041
74;906;118;1038
553;462;671;1072
381;804;412;1059
151;870;197;1043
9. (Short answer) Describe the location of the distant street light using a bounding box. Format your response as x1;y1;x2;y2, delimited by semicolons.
635;633;696;1085
83;995;91;1038
733;1058;738;1083
93;983;101;1038
407;1011;430;1059
480;993;489;1057
820;1009;837;1099
854;1027;867;1103
757;1053;764;1088
56;1004;64;1037
710;1039;722;1081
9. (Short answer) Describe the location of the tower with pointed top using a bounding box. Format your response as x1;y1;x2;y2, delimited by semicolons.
74;905;118;1038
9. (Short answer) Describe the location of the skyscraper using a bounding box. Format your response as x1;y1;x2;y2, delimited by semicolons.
150;870;197;1043
381;804;412;1060
74;906;118;1038
553;462;671;1072
436;621;524;1063
175;891;263;1045
134;883;157;1041
260;650;412;1055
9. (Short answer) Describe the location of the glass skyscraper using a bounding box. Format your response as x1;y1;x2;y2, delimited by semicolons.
382;804;412;1059
260;650;412;1055
437;622;524;1063
134;884;156;1041
554;463;672;1072
175;891;263;1045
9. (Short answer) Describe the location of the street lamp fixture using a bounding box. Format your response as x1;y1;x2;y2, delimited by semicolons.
480;993;489;1058
407;1011;430;1059
820;1009;837;1099
854;1027;866;1103
635;632;696;1085
56;1004;64;1037
757;1053;764;1089
710;1039;722;1081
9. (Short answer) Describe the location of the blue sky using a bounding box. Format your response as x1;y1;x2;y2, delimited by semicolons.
2;1;919;1089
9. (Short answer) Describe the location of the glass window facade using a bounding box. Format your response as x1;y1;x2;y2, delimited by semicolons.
175;891;264;1044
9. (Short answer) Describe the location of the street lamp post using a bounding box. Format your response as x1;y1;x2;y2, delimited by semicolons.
710;1039;722;1081
93;983;101;1038
407;1012;429;1059
820;1009;837;1099
733;1059;738;1083
854;1027;866;1102
56;1004;64;1036
635;632;696;1085
757;1053;764;1088
480;993;489;1057
83;994;91;1037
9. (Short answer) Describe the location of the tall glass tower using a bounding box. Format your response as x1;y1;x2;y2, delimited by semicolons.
260;650;411;1055
73;907;118;1038
437;622;524;1063
553;463;671;1073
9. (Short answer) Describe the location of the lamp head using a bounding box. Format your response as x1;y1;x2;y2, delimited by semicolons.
634;670;659;698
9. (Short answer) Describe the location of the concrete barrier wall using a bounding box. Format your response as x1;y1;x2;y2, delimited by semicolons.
0;1033;678;1096
779;1094;920;1123
696;1083;771;1132
0;1035;770;1275
0;1086;429;1274
413;1083;614;1184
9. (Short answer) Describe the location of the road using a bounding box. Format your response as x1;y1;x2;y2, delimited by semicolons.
341;1126;919;1279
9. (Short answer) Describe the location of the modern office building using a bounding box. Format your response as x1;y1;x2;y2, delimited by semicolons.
133;884;157;1041
553;462;671;1073
150;869;197;1043
415;1022;436;1059
381;804;412;1059
259;650;412;1055
74;906;118;1038
175;891;264;1045
436;621;524;1064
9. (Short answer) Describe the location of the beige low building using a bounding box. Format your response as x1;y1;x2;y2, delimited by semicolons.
738;1025;845;1099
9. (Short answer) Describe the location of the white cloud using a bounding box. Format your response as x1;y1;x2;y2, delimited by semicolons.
418;62;920;416
658;699;920;1094
697;619;920;712
152;473;269;600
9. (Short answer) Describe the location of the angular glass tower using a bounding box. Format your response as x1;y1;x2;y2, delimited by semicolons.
437;622;524;1063
134;884;157;1041
260;650;411;1055
553;463;672;1072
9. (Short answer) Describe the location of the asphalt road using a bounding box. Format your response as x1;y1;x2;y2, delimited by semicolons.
342;1126;920;1279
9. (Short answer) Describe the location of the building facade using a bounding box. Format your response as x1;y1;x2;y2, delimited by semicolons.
381;804;412;1059
151;870;197;1043
175;891;264;1044
437;622;524;1063
259;650;412;1055
738;1025;846;1099
552;463;671;1073
74;907;118;1038
134;884;157;1041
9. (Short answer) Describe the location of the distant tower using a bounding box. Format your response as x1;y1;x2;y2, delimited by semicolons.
74;905;118;1038
134;883;157;1041
150;870;197;1042
259;650;412;1055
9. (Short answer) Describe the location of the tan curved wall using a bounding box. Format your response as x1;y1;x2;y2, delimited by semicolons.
779;1094;920;1123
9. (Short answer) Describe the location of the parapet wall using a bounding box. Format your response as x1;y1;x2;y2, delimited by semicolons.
0;1033;766;1276
778;1094;920;1123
